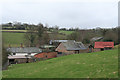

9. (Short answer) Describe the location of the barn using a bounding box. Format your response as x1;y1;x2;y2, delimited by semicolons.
7;47;42;64
55;41;88;55
94;42;114;52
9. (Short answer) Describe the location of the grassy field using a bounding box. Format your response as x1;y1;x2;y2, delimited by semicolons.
2;32;67;47
2;30;73;47
2;32;25;47
1;30;27;32
3;49;118;78
59;30;74;35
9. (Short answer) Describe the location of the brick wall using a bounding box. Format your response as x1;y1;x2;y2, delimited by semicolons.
47;52;57;58
34;52;57;59
79;49;89;53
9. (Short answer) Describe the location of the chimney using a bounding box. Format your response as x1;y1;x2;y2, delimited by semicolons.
20;43;23;48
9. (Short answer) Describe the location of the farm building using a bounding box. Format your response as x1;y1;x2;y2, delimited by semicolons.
94;42;114;52
7;47;42;64
40;45;56;52
55;41;88;55
90;37;103;42
34;52;57;59
49;40;75;46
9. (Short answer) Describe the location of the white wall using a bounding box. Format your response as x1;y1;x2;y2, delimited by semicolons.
12;53;38;56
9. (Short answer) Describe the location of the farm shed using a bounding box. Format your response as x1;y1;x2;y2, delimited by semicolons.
90;37;103;42
8;55;33;64
94;42;114;52
55;41;88;55
40;45;56;52
7;47;42;64
49;40;76;48
34;52;57;59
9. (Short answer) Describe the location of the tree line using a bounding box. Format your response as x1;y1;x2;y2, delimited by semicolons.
1;22;82;31
68;27;119;45
24;23;50;47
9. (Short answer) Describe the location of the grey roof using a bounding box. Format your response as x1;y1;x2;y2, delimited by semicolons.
91;37;103;41
63;41;87;50
7;47;42;53
49;40;75;44
40;45;55;48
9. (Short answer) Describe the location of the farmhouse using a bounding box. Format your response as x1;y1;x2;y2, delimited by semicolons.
55;41;88;55
7;47;42;64
94;42;114;52
34;52;57;59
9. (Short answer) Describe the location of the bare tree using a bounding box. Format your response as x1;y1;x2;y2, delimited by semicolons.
24;25;36;47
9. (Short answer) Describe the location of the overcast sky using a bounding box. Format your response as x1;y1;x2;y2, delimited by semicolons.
0;0;119;29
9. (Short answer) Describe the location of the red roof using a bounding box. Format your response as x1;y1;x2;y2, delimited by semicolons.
34;52;57;59
94;42;114;48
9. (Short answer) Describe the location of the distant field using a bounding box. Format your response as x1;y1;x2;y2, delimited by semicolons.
1;30;27;33
59;30;74;35
2;32;25;47
2;31;68;47
3;49;118;78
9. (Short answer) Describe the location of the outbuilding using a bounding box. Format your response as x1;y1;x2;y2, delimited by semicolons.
7;47;42;64
94;42;114;52
55;41;88;55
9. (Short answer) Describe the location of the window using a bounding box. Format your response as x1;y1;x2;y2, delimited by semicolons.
58;52;62;54
101;48;104;51
28;53;31;55
75;51;79;54
13;53;16;55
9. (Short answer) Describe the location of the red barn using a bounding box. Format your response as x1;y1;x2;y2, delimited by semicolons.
34;52;57;59
94;42;114;52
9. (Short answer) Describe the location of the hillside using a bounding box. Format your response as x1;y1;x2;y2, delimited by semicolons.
3;49;118;78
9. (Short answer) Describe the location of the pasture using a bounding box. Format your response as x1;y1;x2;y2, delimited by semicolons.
2;32;25;47
1;30;27;33
59;30;74;35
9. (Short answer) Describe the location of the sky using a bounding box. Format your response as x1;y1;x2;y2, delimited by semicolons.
0;0;119;29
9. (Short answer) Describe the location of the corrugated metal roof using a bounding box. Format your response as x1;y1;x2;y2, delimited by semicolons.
63;41;87;50
94;42;114;48
49;40;75;44
91;37;103;41
7;47;42;53
40;45;55;48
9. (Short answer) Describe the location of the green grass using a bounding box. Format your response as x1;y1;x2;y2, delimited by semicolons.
59;30;74;35
114;45;119;49
3;49;118;78
2;32;25;47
